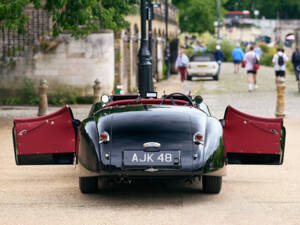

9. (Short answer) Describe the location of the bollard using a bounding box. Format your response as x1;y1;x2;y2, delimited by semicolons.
275;77;286;118
93;79;101;104
38;79;48;116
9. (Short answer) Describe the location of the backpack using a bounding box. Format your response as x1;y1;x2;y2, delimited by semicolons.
253;55;260;71
278;55;284;66
294;52;300;63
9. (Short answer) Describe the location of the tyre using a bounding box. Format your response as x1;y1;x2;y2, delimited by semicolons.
98;177;109;190
186;75;192;81
213;74;219;81
202;176;222;194
79;176;98;194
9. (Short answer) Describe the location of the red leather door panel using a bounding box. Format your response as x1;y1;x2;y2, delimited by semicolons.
13;106;77;165
223;106;285;165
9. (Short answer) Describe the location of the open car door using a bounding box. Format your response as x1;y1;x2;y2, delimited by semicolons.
223;106;285;165
13;106;80;165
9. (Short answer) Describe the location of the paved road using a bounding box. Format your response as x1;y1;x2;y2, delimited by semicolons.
0;63;300;225
157;63;300;119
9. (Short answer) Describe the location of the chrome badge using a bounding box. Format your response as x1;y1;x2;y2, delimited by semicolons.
143;142;161;148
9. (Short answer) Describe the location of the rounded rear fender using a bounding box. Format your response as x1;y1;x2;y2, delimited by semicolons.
78;118;100;173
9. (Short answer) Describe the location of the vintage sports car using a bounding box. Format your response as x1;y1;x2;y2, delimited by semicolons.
13;93;286;194
187;54;219;81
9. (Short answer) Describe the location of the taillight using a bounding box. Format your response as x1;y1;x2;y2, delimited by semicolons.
193;132;204;144
99;131;110;144
213;65;216;69
188;64;192;69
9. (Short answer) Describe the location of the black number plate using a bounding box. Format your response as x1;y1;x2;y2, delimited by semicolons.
123;151;180;166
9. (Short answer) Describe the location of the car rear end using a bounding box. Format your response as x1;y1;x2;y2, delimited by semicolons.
187;54;219;80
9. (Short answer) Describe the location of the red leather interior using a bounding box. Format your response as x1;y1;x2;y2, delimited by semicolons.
14;106;76;155
223;106;282;155
104;98;190;108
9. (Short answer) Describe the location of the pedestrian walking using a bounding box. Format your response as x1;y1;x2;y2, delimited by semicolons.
292;47;300;81
272;48;288;84
244;46;259;92
214;45;224;76
175;48;189;82
254;43;262;60
232;43;244;73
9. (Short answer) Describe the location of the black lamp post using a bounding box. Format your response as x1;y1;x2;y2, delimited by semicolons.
216;0;221;40
164;0;170;77
138;0;153;97
147;1;154;55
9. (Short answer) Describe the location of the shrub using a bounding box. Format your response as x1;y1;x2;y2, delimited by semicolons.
260;47;276;67
184;48;195;58
0;77;93;106
287;61;294;74
76;96;94;104
259;43;270;55
22;77;39;105
206;38;235;62
220;39;235;62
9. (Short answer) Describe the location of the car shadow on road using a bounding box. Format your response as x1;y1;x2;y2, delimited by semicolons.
79;179;220;206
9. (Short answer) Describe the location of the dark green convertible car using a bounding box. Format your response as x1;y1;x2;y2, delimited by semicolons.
13;93;286;194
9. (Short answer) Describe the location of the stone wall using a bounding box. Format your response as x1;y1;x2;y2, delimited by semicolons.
0;32;115;94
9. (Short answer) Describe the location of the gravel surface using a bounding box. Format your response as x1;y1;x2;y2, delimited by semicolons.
1;63;299;119
156;63;300;119
0;117;299;225
0;63;299;225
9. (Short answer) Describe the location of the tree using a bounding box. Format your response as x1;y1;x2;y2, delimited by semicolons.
172;0;227;34
0;0;138;37
224;0;300;19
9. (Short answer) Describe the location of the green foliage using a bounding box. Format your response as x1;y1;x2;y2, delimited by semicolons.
259;43;269;55
0;77;38;105
259;45;276;67
224;0;300;19
0;77;93;105
220;39;235;62
47;83;87;105
287;60;294;74
0;0;138;37
172;0;228;34
184;48;195;58
206;38;235;62
163;64;168;80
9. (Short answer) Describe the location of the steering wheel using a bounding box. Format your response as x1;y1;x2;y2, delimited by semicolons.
162;92;193;106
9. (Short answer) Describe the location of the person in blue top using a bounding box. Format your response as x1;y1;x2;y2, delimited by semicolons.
232;43;244;73
214;45;224;76
254;43;262;60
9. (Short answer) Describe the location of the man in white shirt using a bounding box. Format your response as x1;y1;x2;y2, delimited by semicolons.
175;48;189;82
272;48;289;84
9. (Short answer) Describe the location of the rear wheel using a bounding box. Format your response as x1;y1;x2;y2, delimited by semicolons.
202;176;222;194
79;176;98;194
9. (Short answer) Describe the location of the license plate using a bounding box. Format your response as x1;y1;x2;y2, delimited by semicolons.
123;151;180;167
197;65;207;68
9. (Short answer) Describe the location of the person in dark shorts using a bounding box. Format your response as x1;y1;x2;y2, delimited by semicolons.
244;46;258;91
232;43;244;73
272;48;288;84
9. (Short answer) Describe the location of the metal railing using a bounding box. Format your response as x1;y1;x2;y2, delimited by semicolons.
0;9;50;60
